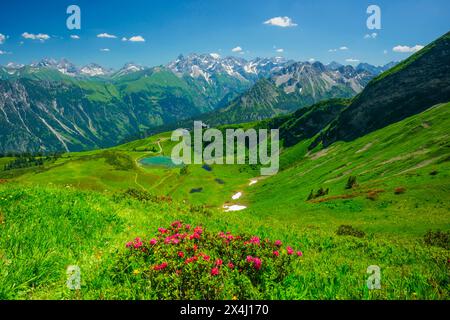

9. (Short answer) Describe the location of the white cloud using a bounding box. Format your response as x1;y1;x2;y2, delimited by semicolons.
0;50;12;55
70;35;80;40
97;33;117;39
231;46;243;52
100;48;110;52
128;35;145;42
276;48;284;53
264;16;297;28
308;58;316;63
345;58;360;63
329;47;348;53
364;32;378;39
121;35;146;42
22;32;50;41
383;50;388;55
0;33;6;44
392;45;424;53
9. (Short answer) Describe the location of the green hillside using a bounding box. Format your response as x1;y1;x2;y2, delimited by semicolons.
260;98;351;147
316;31;450;147
246;102;450;236
199;79;298;126
0;66;250;153
0;132;256;207
198;71;356;127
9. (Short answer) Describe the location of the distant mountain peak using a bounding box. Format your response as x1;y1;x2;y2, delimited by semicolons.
5;62;25;69
326;61;343;70
112;63;146;77
355;61;399;75
29;58;79;76
80;63;113;77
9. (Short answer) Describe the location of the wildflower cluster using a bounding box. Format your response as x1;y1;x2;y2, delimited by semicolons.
119;221;303;299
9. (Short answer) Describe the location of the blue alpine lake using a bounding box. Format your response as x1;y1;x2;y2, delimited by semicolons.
139;156;182;168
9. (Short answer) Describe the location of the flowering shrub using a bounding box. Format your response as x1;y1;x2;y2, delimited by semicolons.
116;221;303;299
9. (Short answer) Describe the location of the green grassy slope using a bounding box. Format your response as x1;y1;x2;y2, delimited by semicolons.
245;102;450;237
0;131;256;207
2;101;449;235
0;184;448;299
260;98;350;148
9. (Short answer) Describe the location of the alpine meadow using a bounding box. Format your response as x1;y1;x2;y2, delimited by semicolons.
0;1;449;304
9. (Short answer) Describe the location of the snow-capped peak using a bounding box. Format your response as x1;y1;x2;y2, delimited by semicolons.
113;63;146;77
166;53;292;82
5;62;25;69
80;63;112;77
30;58;79;76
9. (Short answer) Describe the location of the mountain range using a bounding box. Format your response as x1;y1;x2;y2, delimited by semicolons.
196;60;378;127
0;54;397;152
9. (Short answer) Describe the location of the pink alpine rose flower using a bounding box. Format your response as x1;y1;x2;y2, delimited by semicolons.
133;237;143;248
253;257;262;270
287;246;294;255
194;226;203;235
211;267;219;276
153;262;168;271
171;221;182;228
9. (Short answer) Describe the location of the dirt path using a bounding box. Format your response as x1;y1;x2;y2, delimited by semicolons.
134;173;146;191
156;139;163;154
133;138;168;191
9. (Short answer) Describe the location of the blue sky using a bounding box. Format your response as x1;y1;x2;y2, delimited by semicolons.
0;0;449;68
